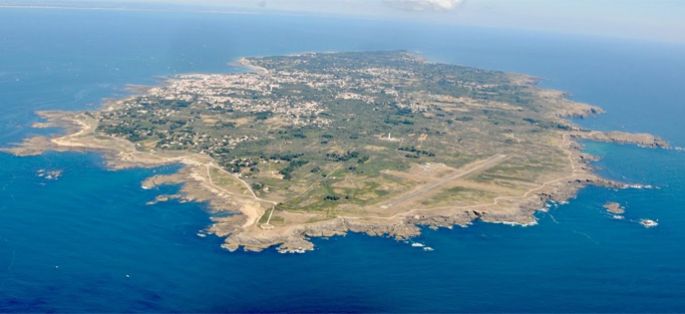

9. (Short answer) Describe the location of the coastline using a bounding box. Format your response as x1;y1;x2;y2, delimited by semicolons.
3;56;669;254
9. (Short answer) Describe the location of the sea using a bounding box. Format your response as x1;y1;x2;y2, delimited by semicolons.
1;8;685;313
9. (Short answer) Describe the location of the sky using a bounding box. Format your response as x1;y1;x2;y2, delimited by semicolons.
2;0;684;44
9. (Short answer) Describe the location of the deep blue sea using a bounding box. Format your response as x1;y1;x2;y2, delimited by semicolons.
1;8;685;312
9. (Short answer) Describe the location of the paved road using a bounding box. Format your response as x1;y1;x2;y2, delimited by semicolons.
381;154;508;208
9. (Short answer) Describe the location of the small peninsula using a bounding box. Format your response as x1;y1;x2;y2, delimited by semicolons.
7;51;667;253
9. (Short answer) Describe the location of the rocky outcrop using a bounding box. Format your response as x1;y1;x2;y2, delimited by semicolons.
573;130;669;148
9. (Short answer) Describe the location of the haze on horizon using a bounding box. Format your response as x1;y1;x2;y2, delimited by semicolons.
2;0;684;44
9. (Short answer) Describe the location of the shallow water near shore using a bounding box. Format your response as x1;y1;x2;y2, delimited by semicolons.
1;8;685;312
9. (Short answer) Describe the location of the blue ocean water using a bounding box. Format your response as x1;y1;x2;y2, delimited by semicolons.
1;8;685;312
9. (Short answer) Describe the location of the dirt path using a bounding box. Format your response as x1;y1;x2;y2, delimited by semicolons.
205;164;277;205
202;164;279;228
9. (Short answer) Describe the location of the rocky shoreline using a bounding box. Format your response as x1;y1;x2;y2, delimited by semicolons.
5;110;660;254
2;55;670;254
3;108;665;254
572;130;669;149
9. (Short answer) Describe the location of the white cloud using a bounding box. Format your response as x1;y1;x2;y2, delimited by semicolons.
384;0;464;12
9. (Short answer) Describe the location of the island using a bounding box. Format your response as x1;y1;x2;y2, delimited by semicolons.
604;202;625;215
6;51;667;253
604;201;626;220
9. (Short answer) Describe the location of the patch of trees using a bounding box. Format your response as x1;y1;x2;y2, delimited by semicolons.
395;107;413;116
324;194;340;201
399;146;435;158
292;130;307;139
217;121;236;129
98;124;152;142
158;99;191;109
254;111;273;120
326;150;360;162
384;116;414;126
278;129;307;139
167;120;187;130
264;151;310;180
209;146;231;157
319;133;334;144
268;152;304;162
223;158;258;173
279;159;309;180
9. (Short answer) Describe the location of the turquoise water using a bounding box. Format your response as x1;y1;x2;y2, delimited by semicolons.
1;8;685;312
